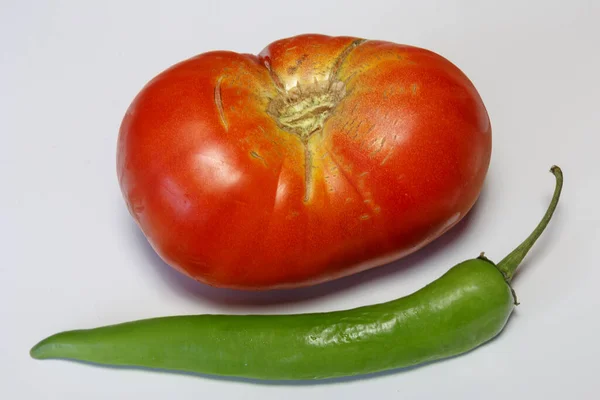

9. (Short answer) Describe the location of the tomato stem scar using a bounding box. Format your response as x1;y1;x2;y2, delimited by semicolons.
264;39;368;203
266;39;367;141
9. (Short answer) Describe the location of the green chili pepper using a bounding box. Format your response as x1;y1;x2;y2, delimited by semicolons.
30;166;563;381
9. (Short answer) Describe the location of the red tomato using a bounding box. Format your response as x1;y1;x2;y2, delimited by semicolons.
117;34;491;290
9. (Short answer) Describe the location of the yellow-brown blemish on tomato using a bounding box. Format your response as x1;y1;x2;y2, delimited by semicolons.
263;59;285;93
250;150;268;167
324;173;336;193
411;83;420;95
214;76;228;131
303;144;314;201
370;137;386;157
287;54;308;75
287;210;300;220
380;151;393;166
365;124;376;135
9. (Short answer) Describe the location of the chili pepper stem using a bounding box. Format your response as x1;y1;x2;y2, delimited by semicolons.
496;166;563;282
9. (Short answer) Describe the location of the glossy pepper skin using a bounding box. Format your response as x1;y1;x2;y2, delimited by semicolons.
31;167;562;381
30;260;511;380
117;34;492;290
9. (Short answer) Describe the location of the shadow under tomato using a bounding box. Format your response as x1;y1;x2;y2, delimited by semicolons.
125;182;489;308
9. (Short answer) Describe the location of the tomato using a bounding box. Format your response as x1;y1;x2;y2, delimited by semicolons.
117;34;491;290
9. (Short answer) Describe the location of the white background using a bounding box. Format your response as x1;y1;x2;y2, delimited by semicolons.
2;0;599;398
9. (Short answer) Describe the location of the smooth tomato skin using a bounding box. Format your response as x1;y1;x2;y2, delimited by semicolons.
117;34;491;290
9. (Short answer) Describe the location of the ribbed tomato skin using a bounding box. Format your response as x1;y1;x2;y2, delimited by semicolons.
117;34;491;290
